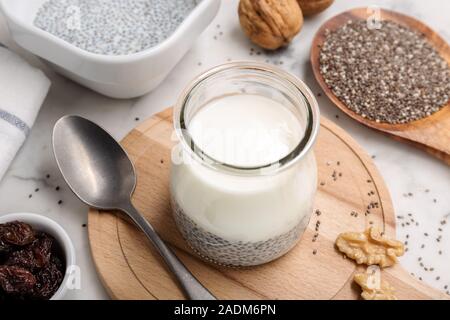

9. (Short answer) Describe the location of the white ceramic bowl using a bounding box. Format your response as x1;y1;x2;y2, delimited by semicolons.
0;212;75;300
0;0;221;99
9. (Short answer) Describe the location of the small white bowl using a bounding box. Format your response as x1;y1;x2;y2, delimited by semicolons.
0;212;75;300
0;0;221;99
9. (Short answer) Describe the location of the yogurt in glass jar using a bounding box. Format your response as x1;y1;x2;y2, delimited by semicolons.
171;62;320;266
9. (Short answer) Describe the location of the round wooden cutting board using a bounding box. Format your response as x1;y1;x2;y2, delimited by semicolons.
88;108;446;300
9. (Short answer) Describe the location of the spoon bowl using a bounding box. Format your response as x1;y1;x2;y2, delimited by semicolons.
311;8;450;165
53;116;136;210
52;115;215;300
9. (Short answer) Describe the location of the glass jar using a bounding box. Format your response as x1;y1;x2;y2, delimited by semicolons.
171;62;320;267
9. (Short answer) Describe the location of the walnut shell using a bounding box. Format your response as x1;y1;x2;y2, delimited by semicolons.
238;0;303;50
297;0;334;16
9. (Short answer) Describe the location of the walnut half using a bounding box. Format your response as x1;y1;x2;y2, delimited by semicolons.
238;0;303;50
354;269;397;300
335;227;404;268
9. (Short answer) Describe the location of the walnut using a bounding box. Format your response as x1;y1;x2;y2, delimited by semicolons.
335;227;404;268
296;0;334;16
238;0;303;50
354;269;397;300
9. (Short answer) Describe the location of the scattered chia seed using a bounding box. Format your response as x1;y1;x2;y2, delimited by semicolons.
82;224;87;228
58;200;63;205
28;194;32;199
319;20;450;124
46;174;50;179
135;117;140;121
34;188;39;192
55;186;60;191
34;0;202;56
312;249;317;255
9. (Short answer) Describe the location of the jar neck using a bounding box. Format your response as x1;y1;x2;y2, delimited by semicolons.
174;62;320;176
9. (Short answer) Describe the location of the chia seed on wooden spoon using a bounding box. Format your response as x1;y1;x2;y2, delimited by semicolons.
319;20;450;124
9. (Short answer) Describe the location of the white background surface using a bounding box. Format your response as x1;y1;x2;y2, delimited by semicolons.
0;0;449;299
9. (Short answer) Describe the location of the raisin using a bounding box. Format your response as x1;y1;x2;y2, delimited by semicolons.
6;249;36;270
5;232;54;271
31;232;54;268
0;265;36;296
33;257;63;300
0;238;9;255
50;255;65;271
0;221;35;249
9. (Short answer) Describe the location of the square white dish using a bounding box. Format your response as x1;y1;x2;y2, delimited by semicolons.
0;0;221;99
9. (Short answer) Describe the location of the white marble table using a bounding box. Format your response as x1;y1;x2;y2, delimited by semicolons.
0;0;448;300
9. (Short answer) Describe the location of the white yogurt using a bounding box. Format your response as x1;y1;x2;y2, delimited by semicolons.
188;94;304;168
171;93;317;266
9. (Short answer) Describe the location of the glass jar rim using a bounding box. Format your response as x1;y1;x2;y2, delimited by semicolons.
174;61;320;175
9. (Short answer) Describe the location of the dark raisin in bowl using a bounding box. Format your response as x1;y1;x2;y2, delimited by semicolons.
0;214;75;300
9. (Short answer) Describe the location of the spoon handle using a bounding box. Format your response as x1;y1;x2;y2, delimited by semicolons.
121;202;216;300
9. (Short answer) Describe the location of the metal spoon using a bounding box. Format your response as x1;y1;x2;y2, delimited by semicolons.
52;115;216;300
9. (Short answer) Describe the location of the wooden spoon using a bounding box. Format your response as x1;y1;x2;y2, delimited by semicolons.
311;7;450;165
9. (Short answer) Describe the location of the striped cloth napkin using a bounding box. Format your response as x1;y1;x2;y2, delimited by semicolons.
0;44;51;180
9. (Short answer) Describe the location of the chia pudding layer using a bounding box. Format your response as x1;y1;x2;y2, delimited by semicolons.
34;0;202;55
171;199;310;267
